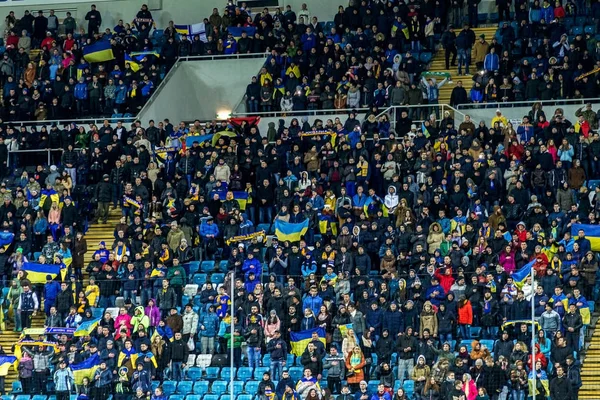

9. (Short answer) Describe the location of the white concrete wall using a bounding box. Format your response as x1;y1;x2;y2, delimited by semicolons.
137;57;267;123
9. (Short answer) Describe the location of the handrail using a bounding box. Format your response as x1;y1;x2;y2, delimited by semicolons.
456;97;600;110
232;107;372;118
4;116;136;127
176;53;270;61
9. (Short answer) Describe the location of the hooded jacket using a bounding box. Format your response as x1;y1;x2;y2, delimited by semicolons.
130;306;150;333
419;301;438;337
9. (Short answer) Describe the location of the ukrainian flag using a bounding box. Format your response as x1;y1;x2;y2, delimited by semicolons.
275;219;309;243
233;191;248;211
125;54;140;72
22;262;61;283
0;356;16;375
512;259;535;289
83;40;115;63
72;354;100;385
421;122;430;138
130;50;160;60
185;134;214;148
211;130;237;146
290;327;326;356
133;351;158;368
175;24;191;35
228;26;256;39
528;371;549;397
40;188;59;207
0;232;14;250
318;213;338;236
571;224;600;251
74;318;101;337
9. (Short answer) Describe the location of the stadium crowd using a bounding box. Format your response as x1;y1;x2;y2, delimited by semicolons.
0;2;599;400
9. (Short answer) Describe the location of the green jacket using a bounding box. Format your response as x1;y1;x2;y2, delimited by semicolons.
167;265;187;287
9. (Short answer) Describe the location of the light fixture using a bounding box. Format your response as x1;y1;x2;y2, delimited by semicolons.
217;110;231;120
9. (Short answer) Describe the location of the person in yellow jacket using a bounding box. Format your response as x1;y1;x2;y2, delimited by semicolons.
84;276;100;307
491;109;508;129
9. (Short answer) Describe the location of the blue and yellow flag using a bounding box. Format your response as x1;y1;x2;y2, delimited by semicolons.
421;122;430;138
22;262;61;283
130;50;160;60
40;188;59;207
74;318;101;337
318;213;338;236
211;130;237;146
133;351;158;368
124;54;140;72
512;260;535;288
71;354;100;385
0;232;14;250
275;219;309;243
228;26;256;39
83;40;115;63
233;191;248;211
290;327;326;356
571;224;600;251
185;134;214;148
0;356;16;375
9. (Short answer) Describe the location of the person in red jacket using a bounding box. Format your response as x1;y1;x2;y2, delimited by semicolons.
458;295;473;339
435;267;456;294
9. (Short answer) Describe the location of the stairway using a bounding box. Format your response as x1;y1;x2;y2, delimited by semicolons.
1;208;120;393
581;322;600;399
428;26;499;106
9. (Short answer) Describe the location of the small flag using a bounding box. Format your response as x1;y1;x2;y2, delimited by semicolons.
512;260;535;289
228;26;256;39
71;354;100;385
83;40;115;63
74;318;101;337
0;356;16;375
0;232;14;250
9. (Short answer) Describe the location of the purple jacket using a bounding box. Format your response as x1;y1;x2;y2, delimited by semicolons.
145;301;161;326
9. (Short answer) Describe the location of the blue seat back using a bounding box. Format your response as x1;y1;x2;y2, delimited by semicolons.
193;381;209;395
201;260;216;272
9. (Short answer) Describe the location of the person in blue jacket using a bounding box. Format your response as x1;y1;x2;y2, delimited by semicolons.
484;47;499;72
43;275;61;316
302;285;323;316
242;251;262;280
74;77;88;116
199;304;220;354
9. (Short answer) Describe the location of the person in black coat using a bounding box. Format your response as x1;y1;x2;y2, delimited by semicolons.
550;364;575;400
450;81;469;107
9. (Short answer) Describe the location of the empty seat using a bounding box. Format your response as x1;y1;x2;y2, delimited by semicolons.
177;381;193;395
204;395;219;400
197;354;213;369
237;367;254;381
193;381;209;395
211;381;228;393
254;366;269;379
219;260;228;271
11;382;23;394
201;260;216;272
193;273;208;286
188;396;202;400
205;366;220;380
186;354;197;366
210;273;225;285
188;367;203;382
245;381;259;394
32;396;47;400
238;395;253;400
229;381;244;395
220;367;236;381
403;380;415;396
162;381;176;396
15;396;30;400
187;261;201;274
170;396;184;400
288;366;303;382
184;284;199;297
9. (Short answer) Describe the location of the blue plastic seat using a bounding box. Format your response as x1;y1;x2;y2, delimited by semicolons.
288;366;303;382
254;366;269;379
193;273;208;286
151;381;160;392
572;26;583;35
187;261;201;274
15;396;30;400
480;340;495;350
177;381;193;395
585;25;595;34
32;396;46;400
367;382;379;394
187;367;203;382
2;396;13;400
286;354;295;366
211;381;228;394
221;367;236;381
245;381;259;394
210;273;225;285
193;381;209;395
11;382;22;394
229;381;244;395
459;340;473;352
170;395;184;400
162;381;176;396
261;354;271;367
219;396;230;400
238;395;253;400
403;380;415;396
219;260;228;271
201;260;216;272
204;395;220;400
188;396;202;400
205;366;219;380
237;367;254;381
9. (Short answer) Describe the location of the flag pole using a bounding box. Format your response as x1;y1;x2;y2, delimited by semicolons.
230;271;235;400
531;266;536;400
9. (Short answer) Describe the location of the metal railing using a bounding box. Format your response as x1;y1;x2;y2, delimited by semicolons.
3;116;137;128
456;96;600;110
231;107;372;118
7;147;84;168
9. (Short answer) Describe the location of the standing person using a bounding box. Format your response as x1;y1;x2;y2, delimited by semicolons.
53;360;74;400
441;25;457;70
267;330;288;381
85;4;102;37
563;303;583;352
94;174;112;224
18;282;38;329
550;364;575;400
323;346;345;394
168;332;189;381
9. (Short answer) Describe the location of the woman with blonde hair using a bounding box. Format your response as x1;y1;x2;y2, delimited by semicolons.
48;202;61;241
462;373;477;400
341;328;358;356
345;346;366;391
